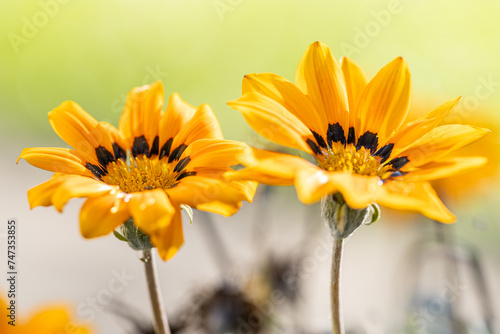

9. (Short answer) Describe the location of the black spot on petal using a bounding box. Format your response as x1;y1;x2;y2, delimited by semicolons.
86;162;106;178
306;138;322;156
112;143;126;161
168;144;187;163
176;171;196;181
374;143;394;164
150;136;159;157
347;127;356;145
311;130;328;149
174;156;191;173
95;146;115;168
327;123;346;146
356;131;378;154
159;138;173;160
132;136;150;157
387;156;409;170
390;170;408;178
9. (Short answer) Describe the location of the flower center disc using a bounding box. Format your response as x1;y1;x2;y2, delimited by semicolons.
317;146;381;176
102;156;181;193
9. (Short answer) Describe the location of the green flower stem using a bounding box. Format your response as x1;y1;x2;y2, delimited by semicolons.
330;238;345;334
141;249;171;334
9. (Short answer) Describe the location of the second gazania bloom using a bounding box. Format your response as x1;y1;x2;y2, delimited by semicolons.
227;41;489;223
19;81;256;260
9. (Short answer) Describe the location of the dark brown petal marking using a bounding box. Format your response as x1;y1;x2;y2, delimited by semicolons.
387;156;409;169
112;143;126;161
95;146;115;168
356;131;378;154
132;136;150;157
347;127;356;145
174;156;191;173
327;123;346;146
311;130;328;149
374;143;394;163
176;171;196;180
306;138;322;155
150;136;159;157
159;138;173;159
86;162;106;178
168;144;188;163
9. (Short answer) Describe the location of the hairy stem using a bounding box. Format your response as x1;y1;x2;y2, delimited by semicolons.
141;249;171;334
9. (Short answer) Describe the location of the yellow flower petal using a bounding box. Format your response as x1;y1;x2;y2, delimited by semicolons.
127;189;175;235
27;174;68;209
170;104;223;153
390;97;462;156
18;147;91;177
295;41;349;137
397;125;490;168
151;208;184;261
159;92;197;150
119;81;164;150
340;56;368;127
80;193;129;238
295;168;380;208
376;181;455;223
187;138;250;171
242;72;327;135
167;176;249;216
25;306;91;334
228;92;313;153
403;156;488;181
354;57;412;143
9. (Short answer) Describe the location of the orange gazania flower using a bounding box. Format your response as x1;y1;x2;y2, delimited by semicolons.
1;293;91;334
18;81;256;260
227;41;489;223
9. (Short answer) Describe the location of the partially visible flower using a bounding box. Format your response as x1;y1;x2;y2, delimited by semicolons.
227;41;489;223
0;293;91;334
18;81;256;260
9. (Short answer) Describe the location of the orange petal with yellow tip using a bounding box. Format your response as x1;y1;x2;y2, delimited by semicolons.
18;147;91;177
402;156;488;181
376;181;455;223
151;208;184;261
119;81;164;149
340;56;368;127
127;189;175;235
80;193;129;238
228;92;314;153
354;57;412;143
242;72;327;135
295;41;349;136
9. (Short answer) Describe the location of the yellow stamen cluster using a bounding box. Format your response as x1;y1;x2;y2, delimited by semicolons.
317;146;381;176
102;156;181;193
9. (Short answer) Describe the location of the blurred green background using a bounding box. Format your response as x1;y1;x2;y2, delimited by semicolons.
1;0;500;332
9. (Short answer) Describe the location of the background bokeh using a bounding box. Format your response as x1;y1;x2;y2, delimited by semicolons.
1;0;499;333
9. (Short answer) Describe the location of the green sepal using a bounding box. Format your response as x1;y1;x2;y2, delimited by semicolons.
120;218;153;250
113;230;128;242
